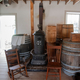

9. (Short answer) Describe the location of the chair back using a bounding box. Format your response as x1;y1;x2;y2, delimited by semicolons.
5;49;19;69
47;43;62;63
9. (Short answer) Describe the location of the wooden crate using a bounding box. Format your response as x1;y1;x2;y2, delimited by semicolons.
71;32;80;42
46;25;56;43
62;24;73;39
57;24;63;38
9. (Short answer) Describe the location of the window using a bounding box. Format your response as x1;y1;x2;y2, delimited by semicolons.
66;12;80;33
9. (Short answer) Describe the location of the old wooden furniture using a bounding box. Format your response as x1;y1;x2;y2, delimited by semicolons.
46;43;62;80
5;49;28;80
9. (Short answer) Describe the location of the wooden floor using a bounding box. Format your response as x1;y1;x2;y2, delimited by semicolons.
0;51;73;80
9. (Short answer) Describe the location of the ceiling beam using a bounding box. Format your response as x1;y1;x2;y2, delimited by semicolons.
49;0;52;4
65;0;71;4
31;0;34;4
8;0;12;4
14;0;18;4
23;0;27;4
41;0;43;3
73;0;80;4
57;0;60;4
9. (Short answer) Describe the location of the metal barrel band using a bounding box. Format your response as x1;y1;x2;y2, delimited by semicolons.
62;45;80;52
63;41;80;44
62;67;80;76
61;61;80;69
62;51;80;56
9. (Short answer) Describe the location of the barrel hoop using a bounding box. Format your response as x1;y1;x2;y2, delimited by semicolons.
62;67;80;73
62;45;80;50
62;27;73;29
62;48;80;52
61;61;80;69
62;68;74;76
62;45;80;52
63;41;80;44
62;51;80;56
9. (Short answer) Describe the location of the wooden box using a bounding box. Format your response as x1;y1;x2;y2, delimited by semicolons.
46;25;56;43
71;32;80;42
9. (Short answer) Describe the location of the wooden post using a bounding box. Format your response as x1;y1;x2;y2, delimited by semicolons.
30;1;34;48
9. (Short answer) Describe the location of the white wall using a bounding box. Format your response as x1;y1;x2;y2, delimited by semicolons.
0;1;31;34
0;1;80;34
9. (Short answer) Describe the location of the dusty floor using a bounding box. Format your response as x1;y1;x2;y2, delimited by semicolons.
0;52;73;80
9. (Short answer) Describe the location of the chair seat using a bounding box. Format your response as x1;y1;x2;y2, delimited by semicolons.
9;64;24;70
47;62;62;68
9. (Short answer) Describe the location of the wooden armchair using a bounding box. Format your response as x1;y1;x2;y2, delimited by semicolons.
5;49;28;80
46;43;62;80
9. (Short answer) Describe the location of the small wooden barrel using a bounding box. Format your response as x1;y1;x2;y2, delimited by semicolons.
62;24;73;39
61;38;80;76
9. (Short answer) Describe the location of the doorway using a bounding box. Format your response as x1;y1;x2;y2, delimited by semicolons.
65;12;80;33
0;15;16;54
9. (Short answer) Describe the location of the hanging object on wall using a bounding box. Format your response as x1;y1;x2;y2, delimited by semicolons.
4;0;12;7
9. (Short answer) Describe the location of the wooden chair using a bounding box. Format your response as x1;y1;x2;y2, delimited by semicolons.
46;43;62;80
5;49;28;80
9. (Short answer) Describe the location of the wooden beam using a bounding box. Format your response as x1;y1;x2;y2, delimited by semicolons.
57;0;60;4
49;0;52;4
73;0;80;4
30;1;34;47
8;0;12;5
23;0;27;4
14;0;18;4
41;0;43;3
65;0;71;4
31;0;34;4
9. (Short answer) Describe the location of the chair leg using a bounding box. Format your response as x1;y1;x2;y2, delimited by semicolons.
59;69;61;80
11;70;14;80
46;68;49;80
25;66;28;77
8;69;12;77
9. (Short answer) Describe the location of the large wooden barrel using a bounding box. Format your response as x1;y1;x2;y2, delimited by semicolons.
61;38;80;76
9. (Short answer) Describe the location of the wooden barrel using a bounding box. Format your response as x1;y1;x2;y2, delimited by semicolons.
62;24;73;39
61;38;80;76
